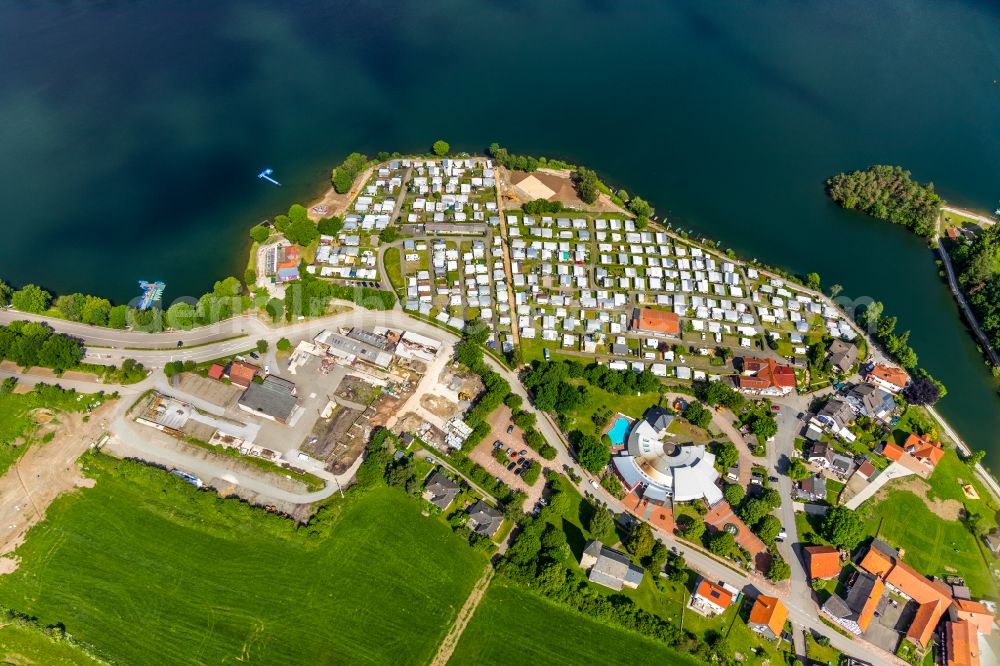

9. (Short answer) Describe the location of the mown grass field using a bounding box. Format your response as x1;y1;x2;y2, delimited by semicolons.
863;489;996;597
448;582;703;666
0;454;487;665
0;623;102;665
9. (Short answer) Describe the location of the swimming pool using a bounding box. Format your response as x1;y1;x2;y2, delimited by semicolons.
607;415;631;446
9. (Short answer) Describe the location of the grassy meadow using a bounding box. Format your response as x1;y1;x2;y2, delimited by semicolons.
0;454;487;665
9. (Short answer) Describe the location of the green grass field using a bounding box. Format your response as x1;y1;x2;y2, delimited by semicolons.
448;582;703;666
0;454;487;665
564;382;664;438
863;489;996;597
0;385;107;476
0;622;102;665
384;246;404;295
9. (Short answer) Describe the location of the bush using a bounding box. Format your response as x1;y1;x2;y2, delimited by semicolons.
250;226;270;243
432;140;450;156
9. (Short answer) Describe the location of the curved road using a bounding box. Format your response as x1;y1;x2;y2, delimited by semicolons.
0;304;902;664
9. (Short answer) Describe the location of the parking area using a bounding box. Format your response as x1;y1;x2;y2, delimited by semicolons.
175;373;242;408
468;405;544;509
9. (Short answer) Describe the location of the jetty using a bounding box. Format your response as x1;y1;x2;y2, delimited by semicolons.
257;168;282;186
137;280;165;310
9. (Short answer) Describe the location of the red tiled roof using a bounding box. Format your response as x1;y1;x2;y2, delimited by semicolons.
954;599;995;636
868;364;909;389
904;433;944;468
749;595;788;637
228;361;260;387
805;545;841;579
857;576;886;633
858;543;954;648
740;357;795;389
207;364;224;380
694;579;733;610
631;308;680;336
945;620;980;666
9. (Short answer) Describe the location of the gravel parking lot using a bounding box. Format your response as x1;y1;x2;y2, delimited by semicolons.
468;406;543;509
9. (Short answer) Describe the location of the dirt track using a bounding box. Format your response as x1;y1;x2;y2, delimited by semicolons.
0;402;114;573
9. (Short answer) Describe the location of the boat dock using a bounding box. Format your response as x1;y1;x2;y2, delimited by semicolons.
137;280;165;310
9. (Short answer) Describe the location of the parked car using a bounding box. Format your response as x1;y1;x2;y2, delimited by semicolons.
590;479;600;490
770;405;781;412
507;425;514;434
519;449;527;456
425;456;435;464
507;462;516;471
769;475;779;483
505;447;513;456
249;352;260;359
493;440;503;449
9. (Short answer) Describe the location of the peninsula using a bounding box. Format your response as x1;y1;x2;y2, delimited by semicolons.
0;147;996;666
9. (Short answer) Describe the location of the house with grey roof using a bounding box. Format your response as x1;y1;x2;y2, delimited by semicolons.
579;540;644;591
422;471;460;511
237;375;298;424
828;339;859;374
846;383;895;421
466;500;503;538
795;474;827;502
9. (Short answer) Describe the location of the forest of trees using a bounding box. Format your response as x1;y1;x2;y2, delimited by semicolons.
952;224;1000;354
826;165;943;237
0;321;84;372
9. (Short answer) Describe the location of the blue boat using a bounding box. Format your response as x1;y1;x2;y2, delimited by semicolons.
137;280;165;310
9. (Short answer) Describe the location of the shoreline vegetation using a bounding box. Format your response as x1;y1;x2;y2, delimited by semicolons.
826;164;1000;377
0;149;995;472
825;164;943;238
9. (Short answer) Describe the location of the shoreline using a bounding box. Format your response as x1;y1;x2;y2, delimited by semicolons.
5;152;1000;504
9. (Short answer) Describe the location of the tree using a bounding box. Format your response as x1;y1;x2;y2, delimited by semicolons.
715;442;738;471
503;393;523;411
11;284;51;313
37;334;83;371
627;196;653;221
432;140;450;156
647;540;669;573
80;296;111;326
54;293;86;321
108;305;129;329
679;516;706;542
904;376;941;406
276;337;292;352
547;489;571;517
966;450;987;467
512;410;535;430
317;216;343;236
859;300;884;329
707;531;735;556
625;521;655;560
751;415;778;441
331;152;368;194
829;283;844;298
739;498;770;527
756;515;782;544
805;272;822;290
250;226;270;243
576;434;610;473
588;503;617;543
787;458;810;481
767;555;791;581
571;167;600;204
683;401;712;429
256;340;268;353
0;280;11;307
826;165;942;237
821;506;866;551
723;483;745;507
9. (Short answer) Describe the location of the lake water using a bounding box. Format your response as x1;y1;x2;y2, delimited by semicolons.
1;1;998;465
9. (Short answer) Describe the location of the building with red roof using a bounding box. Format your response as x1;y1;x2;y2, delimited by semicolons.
690;578;734;616
866;363;910;393
737;357;796;396
804;545;841;580
207;364;225;380
630;307;680;337
748;595;788;641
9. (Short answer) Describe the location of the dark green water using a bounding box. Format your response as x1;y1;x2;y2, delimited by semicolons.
2;1;999;464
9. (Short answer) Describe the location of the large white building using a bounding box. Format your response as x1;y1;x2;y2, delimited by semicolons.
612;407;723;505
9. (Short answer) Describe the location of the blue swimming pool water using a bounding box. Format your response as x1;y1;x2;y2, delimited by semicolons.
608;416;631;446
